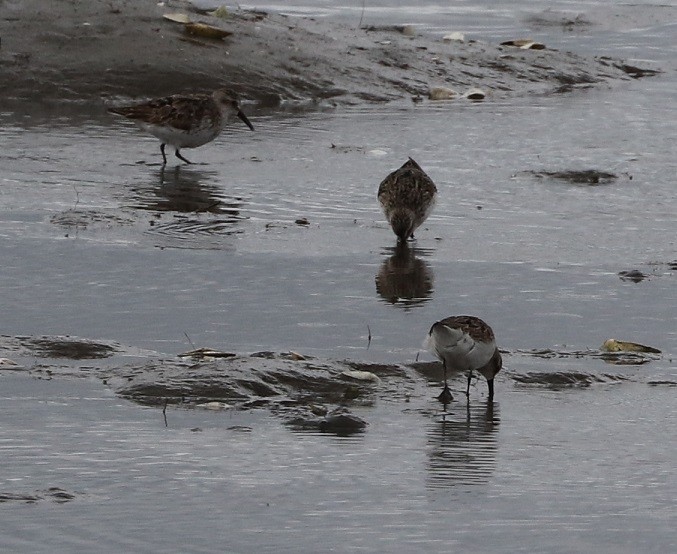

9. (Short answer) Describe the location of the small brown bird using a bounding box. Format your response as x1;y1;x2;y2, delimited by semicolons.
108;88;254;165
425;315;502;403
377;157;437;241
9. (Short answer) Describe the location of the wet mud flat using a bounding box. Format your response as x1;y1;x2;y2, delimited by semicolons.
0;0;659;108
1;333;669;432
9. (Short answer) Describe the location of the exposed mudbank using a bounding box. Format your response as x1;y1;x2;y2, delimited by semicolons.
1;335;669;432
0;0;660;108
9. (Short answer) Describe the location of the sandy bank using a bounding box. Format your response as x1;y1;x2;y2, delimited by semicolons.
0;0;658;109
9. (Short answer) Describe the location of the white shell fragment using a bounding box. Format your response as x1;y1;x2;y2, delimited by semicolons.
443;32;465;42
428;86;458;100
178;347;236;358
196;401;231;411
163;13;192;24
601;339;661;354
464;87;486;100
500;39;546;50
340;370;381;384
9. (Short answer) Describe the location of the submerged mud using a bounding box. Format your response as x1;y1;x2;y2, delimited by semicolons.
0;335;410;433
0;487;77;505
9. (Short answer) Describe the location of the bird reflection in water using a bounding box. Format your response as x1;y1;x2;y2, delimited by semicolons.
426;401;500;489
375;242;434;308
125;167;247;248
128;166;243;215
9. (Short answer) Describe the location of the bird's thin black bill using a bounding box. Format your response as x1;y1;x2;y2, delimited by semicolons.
238;111;254;131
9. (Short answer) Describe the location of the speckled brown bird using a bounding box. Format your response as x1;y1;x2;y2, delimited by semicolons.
108;88;254;165
425;315;502;403
377;157;437;241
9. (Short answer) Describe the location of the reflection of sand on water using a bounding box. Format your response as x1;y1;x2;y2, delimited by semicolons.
426;401;500;489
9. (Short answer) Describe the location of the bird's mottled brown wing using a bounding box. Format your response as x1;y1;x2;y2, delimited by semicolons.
377;171;396;200
435;315;496;342
378;159;437;205
109;93;217;132
378;170;436;206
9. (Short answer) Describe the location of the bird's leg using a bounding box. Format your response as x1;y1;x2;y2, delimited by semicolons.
160;143;168;165
466;370;473;399
437;359;453;404
487;378;494;402
175;149;192;164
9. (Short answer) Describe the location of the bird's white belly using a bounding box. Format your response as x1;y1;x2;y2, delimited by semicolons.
427;331;495;372
138;122;220;149
444;340;494;371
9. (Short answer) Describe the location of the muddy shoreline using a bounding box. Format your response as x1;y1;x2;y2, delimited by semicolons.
1;333;664;435
0;0;659;109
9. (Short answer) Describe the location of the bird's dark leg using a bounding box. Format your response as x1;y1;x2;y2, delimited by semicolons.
160;143;168;165
466;370;473;399
175;149;192;164
437;359;453;404
487;378;494;402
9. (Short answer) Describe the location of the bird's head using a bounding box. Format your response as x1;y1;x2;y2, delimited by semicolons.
391;211;415;242
213;88;254;131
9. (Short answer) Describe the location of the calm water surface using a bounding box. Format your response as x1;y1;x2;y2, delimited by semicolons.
1;1;676;552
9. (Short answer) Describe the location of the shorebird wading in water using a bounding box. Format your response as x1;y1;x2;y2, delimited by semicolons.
377;157;437;241
108;88;254;165
425;316;502;403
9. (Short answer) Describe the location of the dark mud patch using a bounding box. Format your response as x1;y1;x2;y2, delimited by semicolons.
114;354;409;432
50;209;136;231
287;407;368;436
647;381;677;388
24;336;117;360
113;354;407;409
618;269;649;283
611;63;661;80
0;487;77;505
0;0;661;107
518;347;658;366
522;169;621;185
512;371;629;388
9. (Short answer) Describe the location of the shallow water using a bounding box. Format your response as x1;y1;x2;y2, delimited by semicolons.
2;370;676;553
1;1;677;552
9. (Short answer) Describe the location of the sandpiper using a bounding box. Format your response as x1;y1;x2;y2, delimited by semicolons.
377;157;437;242
425;316;502;403
108;88;254;165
